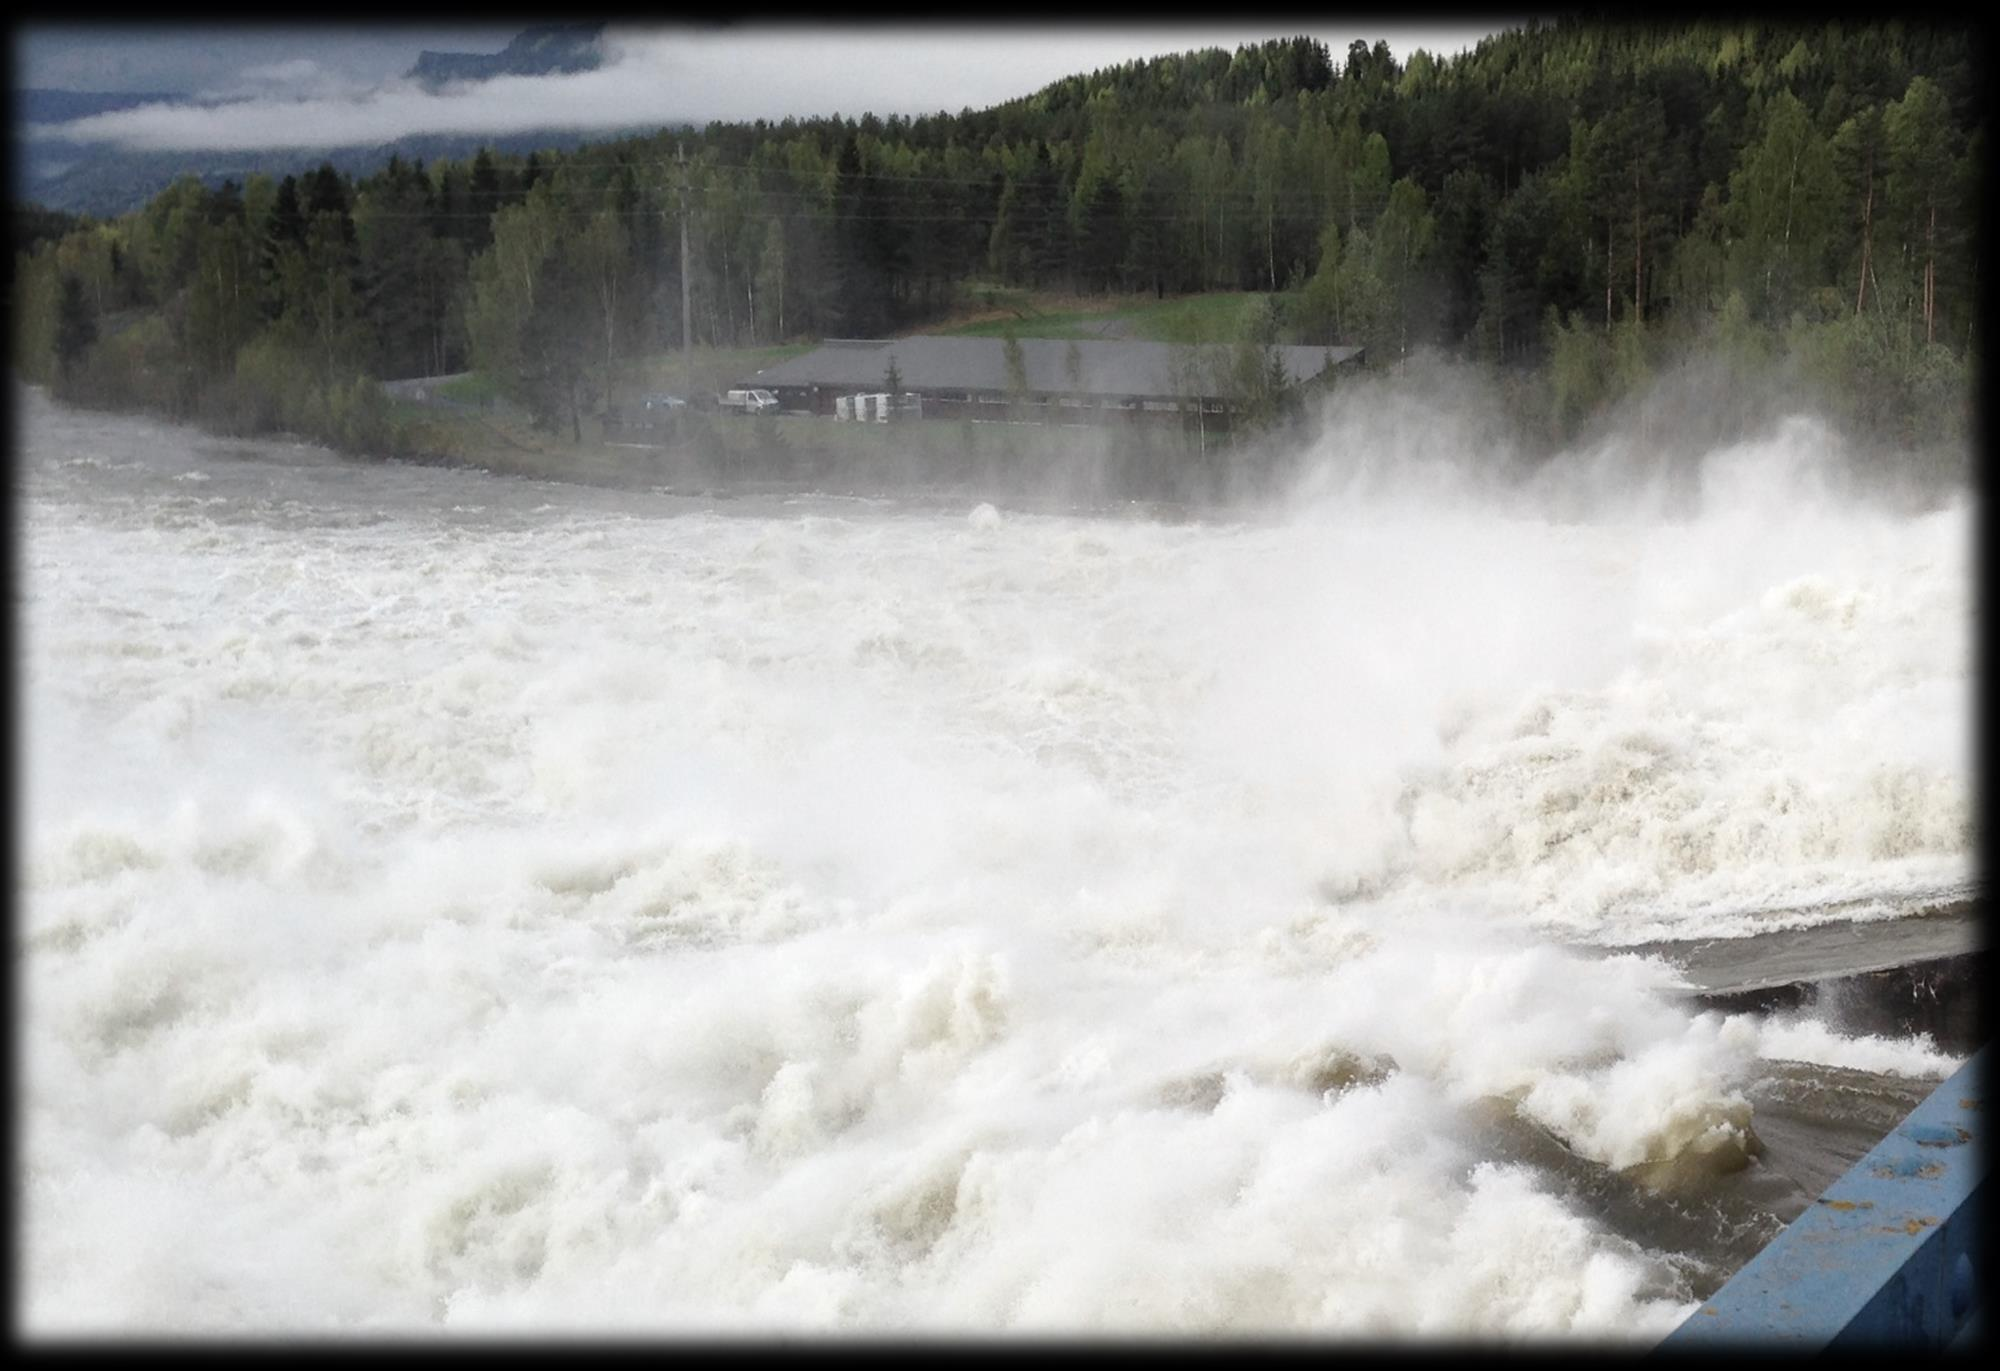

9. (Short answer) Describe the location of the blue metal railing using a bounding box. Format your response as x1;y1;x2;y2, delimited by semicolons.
1659;1046;1986;1349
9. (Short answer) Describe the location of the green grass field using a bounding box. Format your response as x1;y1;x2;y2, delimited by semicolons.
923;290;1273;344
434;371;502;405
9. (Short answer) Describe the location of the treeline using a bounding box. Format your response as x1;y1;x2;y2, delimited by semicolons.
10;19;1982;456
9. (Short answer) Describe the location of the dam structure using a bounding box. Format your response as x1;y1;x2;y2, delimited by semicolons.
1661;1045;1984;1348
1649;900;1983;1349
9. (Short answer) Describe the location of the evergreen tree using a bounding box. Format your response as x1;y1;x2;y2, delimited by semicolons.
54;272;97;380
1078;174;1125;293
259;174;307;320
1831;103;1889;313
185;216;259;380
1375;177;1438;363
305;162;353;242
1122;162;1172;298
576;208;630;412
464;189;595;440
518;248;593;442
1726;89;1837;324
467;149;502;251
830;134;887;336
1884;76;1959;344
355;164;442;378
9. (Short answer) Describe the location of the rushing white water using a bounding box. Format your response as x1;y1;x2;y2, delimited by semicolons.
17;388;1972;1336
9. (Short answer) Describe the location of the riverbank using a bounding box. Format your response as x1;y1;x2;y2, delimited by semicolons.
363;389;1249;516
16;380;1230;524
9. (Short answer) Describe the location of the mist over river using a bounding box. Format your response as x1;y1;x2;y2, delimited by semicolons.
16;386;1973;1336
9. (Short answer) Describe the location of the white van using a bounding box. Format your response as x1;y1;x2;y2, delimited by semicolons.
720;388;779;415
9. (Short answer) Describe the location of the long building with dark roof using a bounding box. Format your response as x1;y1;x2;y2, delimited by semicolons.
735;335;1363;424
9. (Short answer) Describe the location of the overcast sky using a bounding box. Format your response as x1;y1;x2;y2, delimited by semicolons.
19;23;1511;151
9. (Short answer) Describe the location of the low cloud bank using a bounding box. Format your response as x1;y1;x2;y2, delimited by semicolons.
31;25;1497;153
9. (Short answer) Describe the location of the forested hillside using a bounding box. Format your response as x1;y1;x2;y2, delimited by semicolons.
11;20;1983;460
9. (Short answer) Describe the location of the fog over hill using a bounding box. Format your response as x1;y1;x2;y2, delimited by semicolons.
13;23;1495;215
14;24;623;215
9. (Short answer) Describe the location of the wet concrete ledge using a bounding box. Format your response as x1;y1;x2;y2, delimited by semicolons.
1689;951;1986;1058
1626;900;1984;1056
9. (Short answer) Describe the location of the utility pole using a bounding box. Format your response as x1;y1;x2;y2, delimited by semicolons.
678;142;693;405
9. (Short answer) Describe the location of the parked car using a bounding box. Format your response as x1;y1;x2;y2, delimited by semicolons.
718;388;780;415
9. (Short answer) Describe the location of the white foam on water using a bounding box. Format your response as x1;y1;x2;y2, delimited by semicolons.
16;390;1971;1335
1750;1018;1962;1079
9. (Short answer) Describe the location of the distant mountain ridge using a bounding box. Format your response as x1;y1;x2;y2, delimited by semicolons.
17;88;189;125
407;23;606;88
15;24;625;216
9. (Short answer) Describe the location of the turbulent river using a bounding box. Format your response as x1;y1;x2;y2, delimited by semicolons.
16;386;1974;1336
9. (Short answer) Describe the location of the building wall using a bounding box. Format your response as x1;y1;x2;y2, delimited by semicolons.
771;384;1239;426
